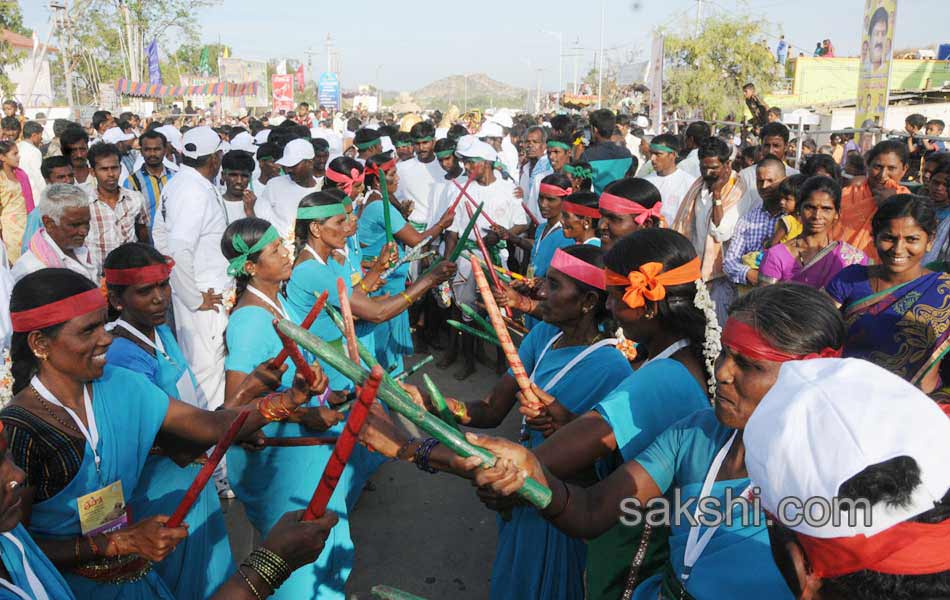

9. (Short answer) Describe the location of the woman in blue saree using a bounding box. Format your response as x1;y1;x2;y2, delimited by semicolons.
102;242;233;600
826;194;950;394
355;152;455;374
462;283;847;599
0;268;323;599
361;244;633;600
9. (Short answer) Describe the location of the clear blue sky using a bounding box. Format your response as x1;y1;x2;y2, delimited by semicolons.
22;0;950;92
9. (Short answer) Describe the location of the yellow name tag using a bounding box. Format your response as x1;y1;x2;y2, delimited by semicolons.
77;481;128;536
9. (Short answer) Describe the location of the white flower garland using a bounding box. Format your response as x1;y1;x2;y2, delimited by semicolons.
692;278;721;400
0;348;12;408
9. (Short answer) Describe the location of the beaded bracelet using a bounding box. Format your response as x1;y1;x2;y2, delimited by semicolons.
396;436;418;462
413;437;440;473
237;566;264;600
242;547;291;591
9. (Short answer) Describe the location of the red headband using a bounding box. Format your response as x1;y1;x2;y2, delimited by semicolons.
549;248;605;290
364;159;397;178
325;166;364;195
561;200;601;219
599;192;663;224
796;519;950;578
721;319;842;362
539;183;573;198
11;288;107;332
104;258;175;286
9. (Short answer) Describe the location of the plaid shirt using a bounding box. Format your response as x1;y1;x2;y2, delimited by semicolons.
87;186;150;277
723;205;781;284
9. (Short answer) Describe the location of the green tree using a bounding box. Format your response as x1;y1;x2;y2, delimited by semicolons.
0;1;31;99
161;43;232;86
661;14;778;120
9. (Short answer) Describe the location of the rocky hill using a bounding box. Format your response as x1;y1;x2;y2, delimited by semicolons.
412;73;526;104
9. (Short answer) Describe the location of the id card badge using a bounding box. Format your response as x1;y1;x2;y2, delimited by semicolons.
77;481;128;536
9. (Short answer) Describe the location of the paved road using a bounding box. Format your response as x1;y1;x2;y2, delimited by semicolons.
224;352;517;599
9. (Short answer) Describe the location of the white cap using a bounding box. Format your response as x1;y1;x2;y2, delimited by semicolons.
275;138;315;167
477;121;504;139
635;115;650;128
230;131;257;154
380;136;395;154
181;126;222;159
745;358;950;538
155;125;183;153
102;127;134;144
489;110;513;129
455;135;496;162
254;129;271;145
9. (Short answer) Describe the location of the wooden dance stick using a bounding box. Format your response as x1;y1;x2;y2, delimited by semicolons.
521;201;540;226
277;319;552;509
273;321;318;387
448;320;501;347
260;436;339;447
446;177;474;214
423;374;460;432
394;355;434;381
302;365;384;521
451;179;499;228
166;411;249;528
464;203;512;318
336;278;360;364
270;290;328;370
469;256;532;397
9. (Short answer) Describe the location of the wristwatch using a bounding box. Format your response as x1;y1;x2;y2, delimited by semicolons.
713;199;723;206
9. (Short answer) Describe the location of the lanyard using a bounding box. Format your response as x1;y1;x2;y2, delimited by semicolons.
681;430;752;584
31;376;100;471
246;285;289;319
113;319;170;362
640;338;690;368
0;533;47;600
537;221;563;243
529;332;618;392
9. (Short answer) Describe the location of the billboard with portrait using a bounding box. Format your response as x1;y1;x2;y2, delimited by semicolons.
854;0;897;128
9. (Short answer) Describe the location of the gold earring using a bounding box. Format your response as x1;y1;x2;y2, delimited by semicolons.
36;353;48;360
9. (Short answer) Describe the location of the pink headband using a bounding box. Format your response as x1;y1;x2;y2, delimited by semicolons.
599;192;663;224
549;248;606;290
539;183;572;198
325;167;364;195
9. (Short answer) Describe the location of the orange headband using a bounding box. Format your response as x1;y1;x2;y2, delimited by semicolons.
605;258;701;309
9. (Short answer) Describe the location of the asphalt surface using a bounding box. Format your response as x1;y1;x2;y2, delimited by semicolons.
224;351;518;599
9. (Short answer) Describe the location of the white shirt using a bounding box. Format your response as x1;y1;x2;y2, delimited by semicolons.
311;127;343;155
222;198;249;224
500;137;520;178
737;163;799;218
427;175;458;230
17;141;44;200
646;169;698;225
449;175;527;240
679;148;701;179
259;174;323;241
395;157;444;224
518;156;553;225
11;230;96;283
154;165;231;311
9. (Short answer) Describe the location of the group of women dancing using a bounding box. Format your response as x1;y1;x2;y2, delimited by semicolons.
0;138;948;600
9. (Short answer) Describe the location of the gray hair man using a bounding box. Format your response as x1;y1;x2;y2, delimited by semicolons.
11;183;96;282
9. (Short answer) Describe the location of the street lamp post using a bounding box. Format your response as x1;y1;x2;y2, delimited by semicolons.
542;30;563;112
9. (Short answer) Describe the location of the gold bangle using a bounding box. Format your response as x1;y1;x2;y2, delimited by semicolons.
400;292;413;306
237;566;264;600
358;279;369;292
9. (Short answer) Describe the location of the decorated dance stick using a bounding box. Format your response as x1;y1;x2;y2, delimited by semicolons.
446;177;474;214
463;250;524;281
278;320;552;508
371;586;430;600
302;365;384;521
270;290;328;370
336;278;360;365
469;256;532;397
423;374;460;432
378;170;395;243
421;202;484;278
521;200;540;227
380;236;432;280
462;251;512;284
394;355;434;381
260;436;339;447
324;304;403;397
448;320;501;347
465;203;512;318
167;411;249;528
458;302;496;337
273;321;318;387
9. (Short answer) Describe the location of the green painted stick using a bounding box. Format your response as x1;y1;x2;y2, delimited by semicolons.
324;304;403;396
277;319;552;509
458;302;495;336
395;355;434;381
378;169;395;243
423;373;460;432
462;250;512;283
421;202;485;277
448;320;500;347
371;585;430;600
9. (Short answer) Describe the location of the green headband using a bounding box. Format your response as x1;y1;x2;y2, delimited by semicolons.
394;140;413;148
355;139;381;151
564;164;593;179
435;149;456;159
297;198;353;221
650;143;676;154
412;136;434;143
547;141;571;151
227;225;280;277
258;154;274;162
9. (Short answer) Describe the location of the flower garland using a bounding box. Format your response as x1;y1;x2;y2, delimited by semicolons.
692;278;721;399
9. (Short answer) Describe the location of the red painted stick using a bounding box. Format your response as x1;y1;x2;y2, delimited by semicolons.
336;278;360;364
167;411;250;527
270;290;328;370
465;203;512;318
451;179;499;228
447;177;474;214
302;365;384;521
521;201;540;226
273;320;317;386
260;436;339;447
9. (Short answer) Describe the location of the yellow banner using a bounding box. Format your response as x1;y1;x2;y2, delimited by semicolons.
855;0;898;128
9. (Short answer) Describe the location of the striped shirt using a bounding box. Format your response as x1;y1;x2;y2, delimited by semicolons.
125;164;173;225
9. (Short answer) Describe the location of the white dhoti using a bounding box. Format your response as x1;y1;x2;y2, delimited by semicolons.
451;258;476;320
171;293;228;411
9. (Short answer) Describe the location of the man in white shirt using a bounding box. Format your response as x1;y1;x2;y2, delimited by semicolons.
12;183;96;282
518;126;553;225
220;150;260;223
737;122;799;217
17;121;45;198
395;121;444;229
259;138;322;241
678;121;711;179
645;133;698;225
489;112;519;177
